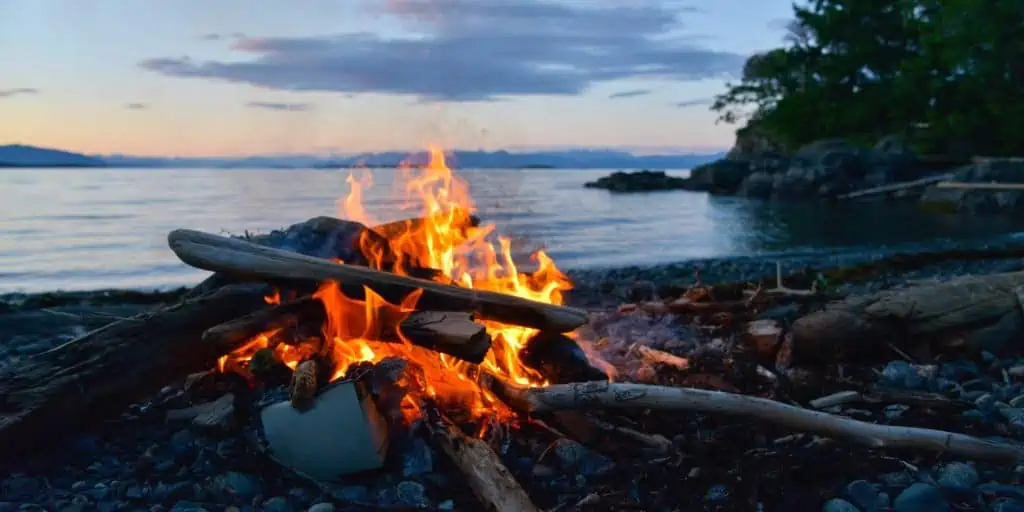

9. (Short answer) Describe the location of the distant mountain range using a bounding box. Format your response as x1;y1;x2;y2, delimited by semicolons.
1;144;726;170
0;144;105;167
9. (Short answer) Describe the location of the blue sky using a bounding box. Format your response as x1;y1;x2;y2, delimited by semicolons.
0;0;794;156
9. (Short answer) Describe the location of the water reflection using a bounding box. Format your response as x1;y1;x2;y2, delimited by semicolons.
2;168;1024;292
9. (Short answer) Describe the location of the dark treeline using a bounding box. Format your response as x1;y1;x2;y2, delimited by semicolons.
712;0;1024;156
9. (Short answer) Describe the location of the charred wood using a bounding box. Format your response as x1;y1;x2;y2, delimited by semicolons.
202;295;492;363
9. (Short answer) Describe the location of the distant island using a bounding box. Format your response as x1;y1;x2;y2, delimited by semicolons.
0;145;105;168
0;144;725;170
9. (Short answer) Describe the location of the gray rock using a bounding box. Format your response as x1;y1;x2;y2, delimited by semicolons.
212;472;263;501
822;499;859;512
551;439;615;477
308;504;335;512
379;481;428;508
937;462;979;490
737;172;774;198
882;361;925;390
893;483;950;512
704;484;729;502
992;498;1024;512
261;497;293;512
844;479;883;511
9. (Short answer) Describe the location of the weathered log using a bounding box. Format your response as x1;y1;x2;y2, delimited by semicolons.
424;405;539;512
168;228;589;332
187;216;444;298
0;283;271;457
202;295;492;363
483;378;1024;462
790;271;1024;364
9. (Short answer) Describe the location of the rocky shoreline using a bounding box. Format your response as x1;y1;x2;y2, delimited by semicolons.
6;239;1024;511
584;136;1024;217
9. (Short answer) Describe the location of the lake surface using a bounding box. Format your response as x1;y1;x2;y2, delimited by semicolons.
3;167;1024;293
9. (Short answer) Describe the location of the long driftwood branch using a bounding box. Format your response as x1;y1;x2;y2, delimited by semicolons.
202;295;492;363
0;283;271;457
482;378;1024;462
167;228;589;332
425;405;539;512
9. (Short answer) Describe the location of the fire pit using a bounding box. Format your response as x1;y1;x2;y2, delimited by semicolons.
5;147;1024;510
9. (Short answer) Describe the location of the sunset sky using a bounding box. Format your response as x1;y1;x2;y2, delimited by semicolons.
0;0;793;157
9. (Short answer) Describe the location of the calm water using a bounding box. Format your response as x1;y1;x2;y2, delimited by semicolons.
3;167;1024;293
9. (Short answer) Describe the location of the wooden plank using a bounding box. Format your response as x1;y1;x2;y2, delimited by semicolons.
837;173;954;201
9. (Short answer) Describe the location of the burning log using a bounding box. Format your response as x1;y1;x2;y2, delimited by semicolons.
483;378;1024;462
168;228;589;332
0;283;271;456
202;295;493;363
424;404;539;512
369;211;480;240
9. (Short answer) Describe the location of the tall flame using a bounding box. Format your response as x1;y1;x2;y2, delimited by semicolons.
219;145;574;419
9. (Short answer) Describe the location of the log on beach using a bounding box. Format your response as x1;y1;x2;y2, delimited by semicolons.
203;295;493;363
789;271;1024;364
168;228;589;333
0;283;272;457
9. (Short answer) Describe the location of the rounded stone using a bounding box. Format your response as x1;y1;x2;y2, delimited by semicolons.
308;504;335;512
937;462;979;490
893;483;950;512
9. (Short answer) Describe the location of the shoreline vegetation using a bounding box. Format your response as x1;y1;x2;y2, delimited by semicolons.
587;0;1024;217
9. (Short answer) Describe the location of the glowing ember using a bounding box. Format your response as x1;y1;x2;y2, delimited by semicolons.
218;145;578;420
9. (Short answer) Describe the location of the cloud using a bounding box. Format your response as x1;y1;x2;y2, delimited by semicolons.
0;88;39;98
125;102;147;110
674;98;712;108
141;0;744;102
608;89;651;99
201;32;246;41
246;101;311;111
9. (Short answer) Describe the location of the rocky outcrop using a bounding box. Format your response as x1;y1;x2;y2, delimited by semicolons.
723;135;926;200
583;170;688;192
919;159;1024;215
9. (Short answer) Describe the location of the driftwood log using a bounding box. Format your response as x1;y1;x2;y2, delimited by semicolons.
202;295;492;363
424;405;539;512
168;228;589;333
790;271;1024;364
0;283;271;457
483;378;1024;462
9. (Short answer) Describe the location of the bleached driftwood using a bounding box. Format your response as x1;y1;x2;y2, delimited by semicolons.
483;378;1024;462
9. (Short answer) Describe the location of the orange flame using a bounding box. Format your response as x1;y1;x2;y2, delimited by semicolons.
220;145;577;420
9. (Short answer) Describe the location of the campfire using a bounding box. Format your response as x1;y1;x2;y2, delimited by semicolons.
212;147;579;428
9;146;1024;510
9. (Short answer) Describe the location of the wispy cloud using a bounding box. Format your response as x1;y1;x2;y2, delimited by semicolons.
674;98;712;108
141;0;744;102
125;102;147;110
201;32;246;41
246;101;311;111
608;89;651;99
0;88;39;98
